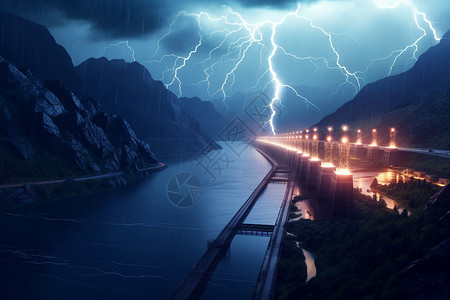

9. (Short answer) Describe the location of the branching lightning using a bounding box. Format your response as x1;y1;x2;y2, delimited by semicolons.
102;41;136;62
144;0;440;135
148;4;365;134
370;0;440;75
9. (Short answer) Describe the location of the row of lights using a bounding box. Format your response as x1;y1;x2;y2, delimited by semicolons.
276;126;397;148
258;127;397;176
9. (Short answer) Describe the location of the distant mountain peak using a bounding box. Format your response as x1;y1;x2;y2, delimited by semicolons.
316;27;450;149
75;57;219;155
0;10;81;94
442;29;450;40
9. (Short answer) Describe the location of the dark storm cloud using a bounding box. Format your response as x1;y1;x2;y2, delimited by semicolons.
0;0;310;38
0;0;164;38
159;15;200;54
238;0;310;7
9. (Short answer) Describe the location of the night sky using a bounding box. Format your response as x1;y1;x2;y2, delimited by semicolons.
2;0;449;128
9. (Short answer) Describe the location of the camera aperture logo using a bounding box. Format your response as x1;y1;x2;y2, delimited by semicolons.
167;173;202;208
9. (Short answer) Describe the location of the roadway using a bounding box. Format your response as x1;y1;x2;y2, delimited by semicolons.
252;155;295;300
353;143;450;159
0;162;166;189
170;150;279;300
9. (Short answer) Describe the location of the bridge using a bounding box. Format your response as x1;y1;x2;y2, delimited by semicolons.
170;149;282;300
170;126;448;300
236;224;275;236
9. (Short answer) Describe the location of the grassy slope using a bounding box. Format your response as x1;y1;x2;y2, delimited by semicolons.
0;142;80;184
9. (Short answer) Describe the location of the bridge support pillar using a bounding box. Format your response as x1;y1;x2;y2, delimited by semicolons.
316;165;336;205
366;146;383;163
306;159;321;191
288;149;297;167
293;152;302;182
330;173;353;217
299;155;310;182
354;144;365;157
383;148;398;166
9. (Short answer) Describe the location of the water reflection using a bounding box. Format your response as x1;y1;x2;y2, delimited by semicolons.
302;249;317;282
245;183;286;225
0;142;273;299
352;169;409;214
294;241;316;282
200;235;270;300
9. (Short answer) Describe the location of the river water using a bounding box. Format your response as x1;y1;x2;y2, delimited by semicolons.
0;142;288;300
352;169;409;214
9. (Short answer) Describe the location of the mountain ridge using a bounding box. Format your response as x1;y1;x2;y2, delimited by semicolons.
0;10;82;95
75;57;220;155
314;29;450;149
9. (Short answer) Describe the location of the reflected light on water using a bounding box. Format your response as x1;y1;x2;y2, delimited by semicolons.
353;170;410;215
302;248;317;282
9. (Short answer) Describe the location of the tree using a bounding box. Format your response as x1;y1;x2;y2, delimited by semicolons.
397;179;404;190
378;198;387;208
371;178;379;188
393;205;399;214
401;208;408;217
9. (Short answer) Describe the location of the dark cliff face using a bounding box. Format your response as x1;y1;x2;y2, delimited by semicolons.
396;184;450;299
0;56;158;177
0;11;82;95
399;239;450;300
315;30;450;148
178;96;227;138
0;11;219;157
75;58;219;155
425;183;450;224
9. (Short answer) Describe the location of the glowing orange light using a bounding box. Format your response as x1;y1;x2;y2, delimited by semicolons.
342;125;348;131
305;135;309;139
328;126;333;132
341;137;348;144
321;162;334;168
327;136;332;142
391;128;395;132
357;129;361;133
314;128;318;132
313;135;318;140
372;129;376;132
336;169;351;175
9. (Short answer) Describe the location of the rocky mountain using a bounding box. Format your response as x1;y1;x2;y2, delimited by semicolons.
0;11;219;158
315;30;450;149
75;58;219;155
0;11;81;95
425;183;450;225
0;56;158;185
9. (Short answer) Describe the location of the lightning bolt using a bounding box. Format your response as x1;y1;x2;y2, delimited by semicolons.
102;41;136;62
147;1;440;135
149;4;364;134
370;0;440;76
